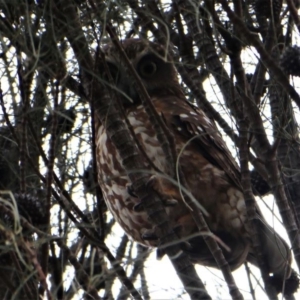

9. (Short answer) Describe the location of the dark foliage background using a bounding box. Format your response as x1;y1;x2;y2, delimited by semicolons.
0;0;299;299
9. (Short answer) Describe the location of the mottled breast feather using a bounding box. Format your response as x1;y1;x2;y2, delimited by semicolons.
97;96;248;259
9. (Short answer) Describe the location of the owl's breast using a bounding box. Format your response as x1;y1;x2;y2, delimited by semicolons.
96;108;172;246
96;104;248;247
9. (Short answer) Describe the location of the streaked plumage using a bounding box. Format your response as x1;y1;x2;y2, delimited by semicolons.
96;39;292;282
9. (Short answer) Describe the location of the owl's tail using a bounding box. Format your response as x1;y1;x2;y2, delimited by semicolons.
246;218;299;296
247;218;291;277
186;217;299;295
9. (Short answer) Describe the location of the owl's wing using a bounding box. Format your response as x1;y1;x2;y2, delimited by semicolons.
158;97;242;190
155;97;292;278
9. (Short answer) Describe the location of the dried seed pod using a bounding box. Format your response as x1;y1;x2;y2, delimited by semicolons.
44;108;76;136
0;126;19;191
82;161;97;195
250;169;270;196
14;192;48;228
254;0;282;20
280;46;300;77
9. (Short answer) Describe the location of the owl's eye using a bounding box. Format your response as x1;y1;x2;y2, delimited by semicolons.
138;60;157;78
137;54;160;78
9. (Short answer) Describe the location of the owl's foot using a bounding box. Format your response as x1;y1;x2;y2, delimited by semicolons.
149;174;179;206
130;176;179;212
269;269;299;296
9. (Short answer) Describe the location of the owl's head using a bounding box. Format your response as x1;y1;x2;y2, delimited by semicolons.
100;39;182;106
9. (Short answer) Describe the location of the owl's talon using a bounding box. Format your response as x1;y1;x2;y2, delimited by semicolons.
142;230;158;240
126;184;137;198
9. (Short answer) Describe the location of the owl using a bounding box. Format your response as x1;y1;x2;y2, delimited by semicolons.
96;39;293;289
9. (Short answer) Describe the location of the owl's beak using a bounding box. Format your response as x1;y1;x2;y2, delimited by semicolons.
116;73;140;106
